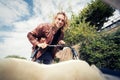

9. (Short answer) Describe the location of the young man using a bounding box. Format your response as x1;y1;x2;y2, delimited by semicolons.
27;12;68;64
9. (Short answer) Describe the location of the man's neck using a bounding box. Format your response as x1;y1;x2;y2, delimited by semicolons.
52;26;60;33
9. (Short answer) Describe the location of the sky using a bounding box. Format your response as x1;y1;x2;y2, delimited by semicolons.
0;0;119;60
0;0;92;60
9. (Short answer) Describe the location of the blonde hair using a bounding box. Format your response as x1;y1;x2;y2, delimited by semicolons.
52;12;69;32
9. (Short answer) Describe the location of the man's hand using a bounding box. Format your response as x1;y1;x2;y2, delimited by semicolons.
58;40;65;45
37;42;48;49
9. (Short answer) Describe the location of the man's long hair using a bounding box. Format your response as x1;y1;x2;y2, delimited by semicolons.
52;12;69;32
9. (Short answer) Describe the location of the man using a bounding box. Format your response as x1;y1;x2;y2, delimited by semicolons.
27;12;68;64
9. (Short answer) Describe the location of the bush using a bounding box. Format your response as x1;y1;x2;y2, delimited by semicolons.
64;20;97;45
80;29;120;71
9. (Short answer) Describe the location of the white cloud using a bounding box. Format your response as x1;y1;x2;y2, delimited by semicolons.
0;31;32;59
0;0;29;25
0;0;92;59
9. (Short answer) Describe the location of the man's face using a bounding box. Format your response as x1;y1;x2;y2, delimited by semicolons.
54;14;65;29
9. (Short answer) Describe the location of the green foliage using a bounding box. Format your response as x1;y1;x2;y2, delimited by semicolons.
64;19;98;46
5;55;26;59
80;29;120;71
64;0;119;71
73;0;115;31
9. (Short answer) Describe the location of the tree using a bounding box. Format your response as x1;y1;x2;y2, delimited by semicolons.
73;0;115;31
64;20;98;46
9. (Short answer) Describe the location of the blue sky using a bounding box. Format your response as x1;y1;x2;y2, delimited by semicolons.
0;0;119;60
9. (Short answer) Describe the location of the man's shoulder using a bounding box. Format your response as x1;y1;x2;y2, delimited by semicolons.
38;23;52;30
